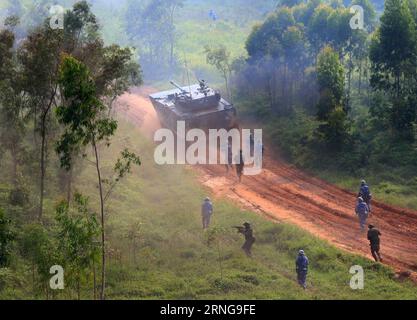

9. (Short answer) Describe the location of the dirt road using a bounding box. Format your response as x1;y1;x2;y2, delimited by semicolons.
117;86;417;279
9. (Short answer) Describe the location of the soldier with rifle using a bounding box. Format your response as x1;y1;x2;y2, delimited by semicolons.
233;222;255;257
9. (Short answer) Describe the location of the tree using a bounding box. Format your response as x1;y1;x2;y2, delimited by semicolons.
0;208;14;268
56;54;115;300
0;27;29;187
204;45;233;101
62;43;142;202
16;1;104;219
316;46;349;147
94;45;143;116
125;0;183;78
20;224;58;298
278;0;304;7
370;0;417;139
18;23;63;220
56;55;141;300
55;194;100;299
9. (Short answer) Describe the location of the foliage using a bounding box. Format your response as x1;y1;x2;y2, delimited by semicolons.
125;0;184;79
204;45;233;100
369;0;417;140
0;208;14;268
55;193;100;298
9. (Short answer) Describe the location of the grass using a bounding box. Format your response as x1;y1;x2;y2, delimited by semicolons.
71;119;417;299
0;118;416;299
1;0;416;300
311;169;417;211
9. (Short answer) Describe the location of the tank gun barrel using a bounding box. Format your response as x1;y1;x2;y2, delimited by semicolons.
170;80;188;94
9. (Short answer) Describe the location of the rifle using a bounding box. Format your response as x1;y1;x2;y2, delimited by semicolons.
232;226;245;233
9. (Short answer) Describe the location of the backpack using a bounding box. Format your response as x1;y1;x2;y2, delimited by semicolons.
356;202;368;215
296;256;308;271
360;185;370;200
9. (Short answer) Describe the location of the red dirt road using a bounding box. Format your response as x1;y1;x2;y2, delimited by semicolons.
117;87;417;279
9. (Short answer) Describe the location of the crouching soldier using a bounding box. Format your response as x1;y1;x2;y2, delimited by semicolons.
367;224;382;262
296;250;309;289
355;197;369;231
201;197;213;229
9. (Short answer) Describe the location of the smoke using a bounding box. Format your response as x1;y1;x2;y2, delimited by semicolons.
115;86;161;140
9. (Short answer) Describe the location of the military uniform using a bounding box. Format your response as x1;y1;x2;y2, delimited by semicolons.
355;198;369;231
367;226;382;262
358;180;372;212
201;198;213;229
235;151;244;182
238;223;255;256
296;250;309;289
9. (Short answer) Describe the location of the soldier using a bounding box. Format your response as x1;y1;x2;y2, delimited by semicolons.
295;249;309;289
233;222;255;257
201;197;213;229
367;224;382;262
235;149;244;182
224;140;233;173
355;196;369;231
358;179;372;213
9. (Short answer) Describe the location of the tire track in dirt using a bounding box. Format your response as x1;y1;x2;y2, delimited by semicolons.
117;86;417;281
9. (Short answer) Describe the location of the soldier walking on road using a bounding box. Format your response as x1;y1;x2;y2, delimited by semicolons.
367;224;382;262
201;197;213;229
235;149;244;183
234;222;255;257
225;140;233;173
358;179;372;213
296;249;309;289
355;196;369;231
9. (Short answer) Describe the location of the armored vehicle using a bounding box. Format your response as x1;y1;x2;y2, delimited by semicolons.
149;80;237;133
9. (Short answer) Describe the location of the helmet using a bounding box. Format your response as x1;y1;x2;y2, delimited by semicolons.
243;222;250;227
205;197;210;201
361;180;366;185
368;224;374;229
299;249;305;255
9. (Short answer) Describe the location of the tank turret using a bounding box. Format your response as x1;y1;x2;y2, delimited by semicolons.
149;81;237;132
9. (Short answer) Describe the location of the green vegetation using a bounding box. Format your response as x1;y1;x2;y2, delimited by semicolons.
66;121;417;299
234;0;417;210
1;0;417;300
0;1;142;299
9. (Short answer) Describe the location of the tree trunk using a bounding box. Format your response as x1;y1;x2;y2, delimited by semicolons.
169;5;177;67
93;140;106;300
38;89;56;220
224;73;230;103
66;166;73;203
39;124;46;220
11;145;18;187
